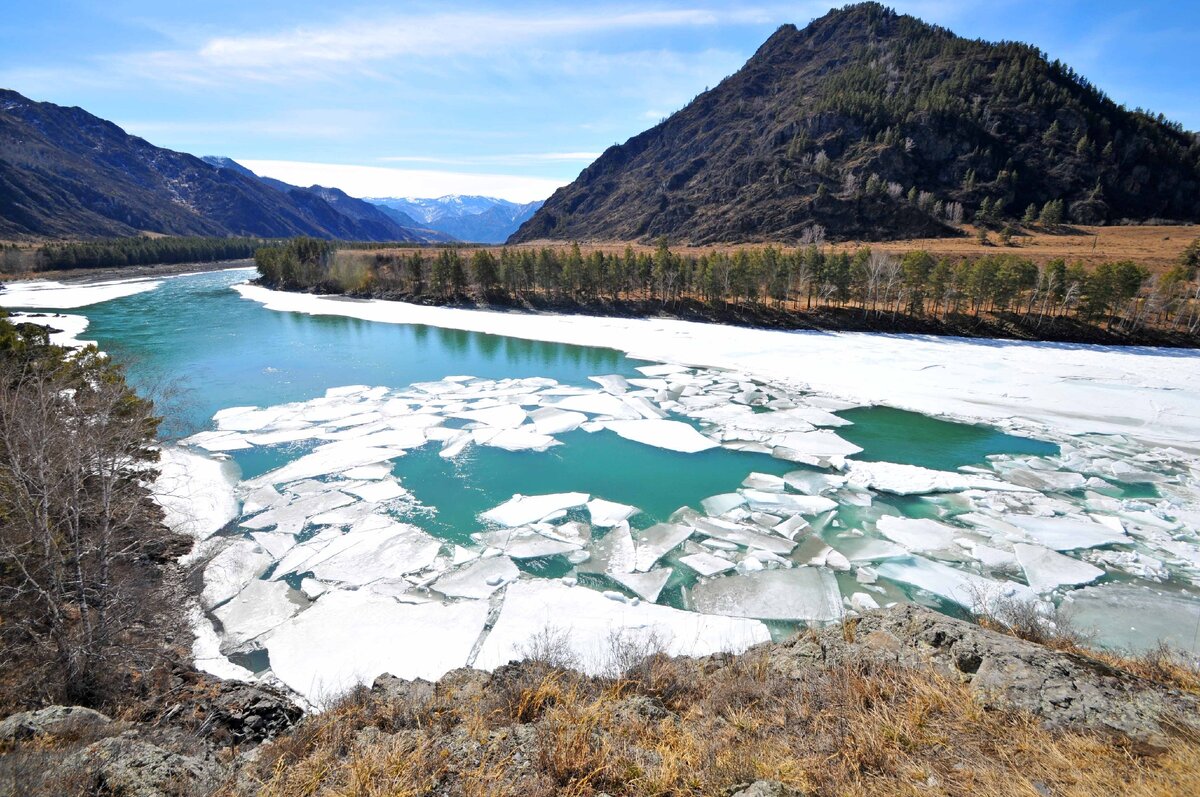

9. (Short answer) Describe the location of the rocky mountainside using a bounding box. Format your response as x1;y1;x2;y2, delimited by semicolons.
369;195;544;243
0;90;431;241
512;2;1200;244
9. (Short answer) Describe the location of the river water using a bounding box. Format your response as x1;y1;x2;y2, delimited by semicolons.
6;267;1198;697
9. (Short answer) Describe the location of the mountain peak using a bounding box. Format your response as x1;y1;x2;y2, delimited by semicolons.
512;6;1199;244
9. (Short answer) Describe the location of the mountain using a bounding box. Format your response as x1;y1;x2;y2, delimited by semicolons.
368;195;544;243
201;157;453;243
0;89;434;241
512;2;1200;244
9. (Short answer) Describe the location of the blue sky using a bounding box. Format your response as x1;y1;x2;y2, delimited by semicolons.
2;1;1197;201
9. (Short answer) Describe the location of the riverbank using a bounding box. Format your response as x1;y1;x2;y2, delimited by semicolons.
234;282;1200;450
9;604;1197;796
322;286;1200;348
0;257;253;284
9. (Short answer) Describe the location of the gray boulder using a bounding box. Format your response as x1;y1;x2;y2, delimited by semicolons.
64;737;223;797
0;706;111;744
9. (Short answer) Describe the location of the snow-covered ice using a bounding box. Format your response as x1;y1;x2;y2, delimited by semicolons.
481;492;590;526
474;580;769;675
152;447;240;539
689;568;843;622
265;591;491;703
1013;543;1105;593
602;419;719;453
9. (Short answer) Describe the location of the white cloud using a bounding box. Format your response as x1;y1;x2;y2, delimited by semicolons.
111;6;789;85
238;159;565;203
377;152;600;166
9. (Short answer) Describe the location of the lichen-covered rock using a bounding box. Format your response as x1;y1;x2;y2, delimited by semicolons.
797;605;1200;749
728;780;808;797
0;705;111;744
64;737;224;797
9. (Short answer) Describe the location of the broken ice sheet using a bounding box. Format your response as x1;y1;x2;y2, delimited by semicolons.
213;579;308;653
474;527;582;559
576;523;636;575
1064;582;1200;654
610;568;673;603
1013;543;1105;593
481;492;590;527
602;419;719;453
875;555;1035;612
875;516;961;553
587;498;638;527
679;551;736;577
432;556;520;599
265;591;491;702
200;539;272;608
277;517;442;585
739;489;837;516
473;580;768;676
689;516;796;555
844;461;1032;495
633;523;693;571
1006;515;1129;550
689;568;843;622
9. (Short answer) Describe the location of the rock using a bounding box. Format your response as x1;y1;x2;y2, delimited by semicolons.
0;705;111;743
154;672;301;747
729;780;807;797
811;605;1200;749
609;694;673;724
64;737;224;797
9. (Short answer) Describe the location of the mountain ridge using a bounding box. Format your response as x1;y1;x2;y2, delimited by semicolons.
511;2;1200;244
366;195;544;243
0;90;439;242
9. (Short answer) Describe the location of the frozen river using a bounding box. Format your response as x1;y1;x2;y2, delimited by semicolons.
5;267;1199;703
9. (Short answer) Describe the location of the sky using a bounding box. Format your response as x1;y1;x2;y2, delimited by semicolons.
1;1;1197;202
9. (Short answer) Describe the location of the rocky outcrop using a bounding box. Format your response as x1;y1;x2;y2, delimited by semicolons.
63;737;223;797
0;705;111;745
785;604;1200;749
0;673;298;797
151;671;302;747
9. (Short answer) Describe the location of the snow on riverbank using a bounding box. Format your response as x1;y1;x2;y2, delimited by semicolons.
234;283;1200;449
4;312;93;348
0;278;162;308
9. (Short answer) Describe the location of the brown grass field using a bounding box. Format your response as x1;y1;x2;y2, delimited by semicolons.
507;224;1199;273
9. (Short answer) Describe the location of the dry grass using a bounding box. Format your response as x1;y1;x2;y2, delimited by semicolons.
222;650;1200;797
447;224;1199;272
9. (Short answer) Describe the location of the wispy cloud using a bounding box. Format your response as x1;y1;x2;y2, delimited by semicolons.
111;6;786;86
238;159;566;203
378;152;600;166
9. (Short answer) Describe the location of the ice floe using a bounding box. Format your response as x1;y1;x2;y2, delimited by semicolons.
265;591;491;703
602;419;719;453
689;568;843;622
474;580;769;676
481;493;590;527
1013;543;1105;593
153;447;240;539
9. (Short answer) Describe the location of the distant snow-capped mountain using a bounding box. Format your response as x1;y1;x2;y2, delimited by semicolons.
366;195;544;244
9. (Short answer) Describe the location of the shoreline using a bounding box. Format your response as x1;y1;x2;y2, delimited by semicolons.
320;287;1200;349
233;281;1200;451
0;257;254;284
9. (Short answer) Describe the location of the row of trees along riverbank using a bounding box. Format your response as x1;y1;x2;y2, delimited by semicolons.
1;236;268;273
256;237;1200;343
